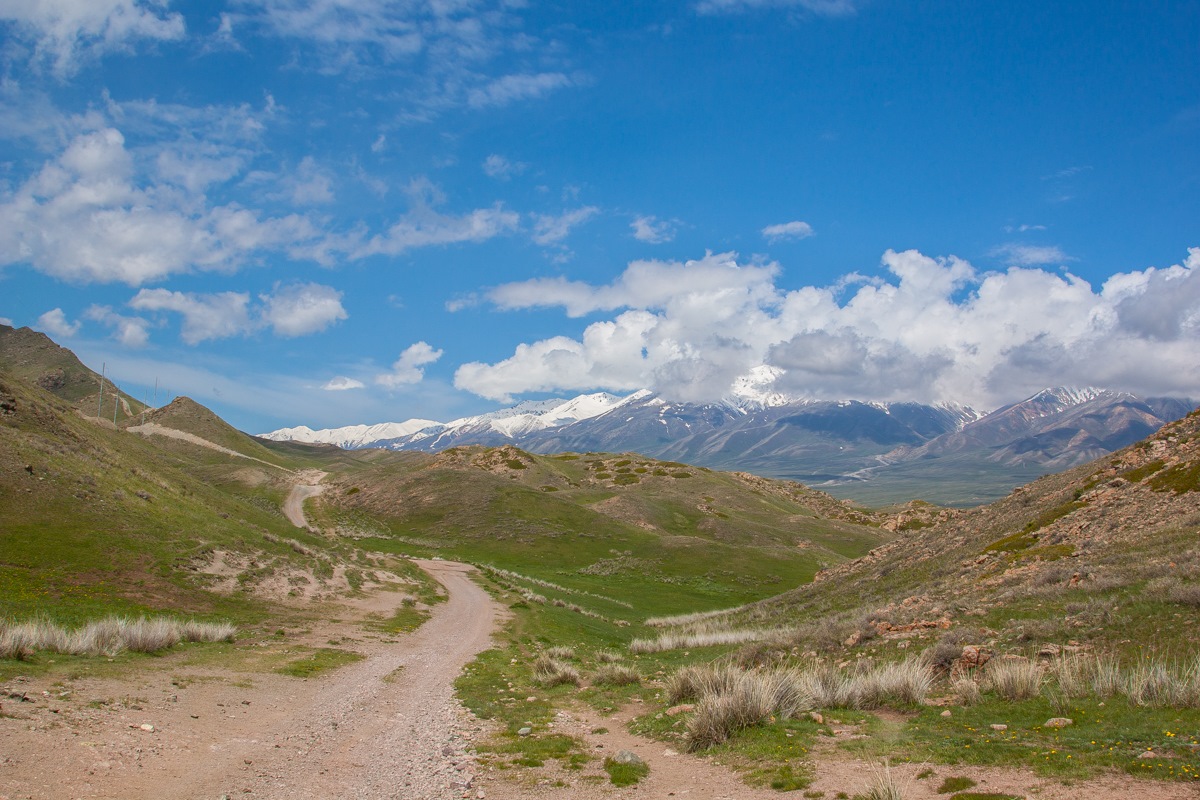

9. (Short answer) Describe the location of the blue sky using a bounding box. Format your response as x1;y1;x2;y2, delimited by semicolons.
0;0;1197;433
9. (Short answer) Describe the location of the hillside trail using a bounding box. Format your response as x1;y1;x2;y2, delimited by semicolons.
127;422;295;473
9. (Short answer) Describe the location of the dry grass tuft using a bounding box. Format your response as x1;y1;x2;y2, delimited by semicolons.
532;653;581;687
0;616;236;659
592;664;641;686
986;658;1042;701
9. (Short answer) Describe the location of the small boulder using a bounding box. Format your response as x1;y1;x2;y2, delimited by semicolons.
1044;717;1073;729
990;724;1008;731
612;749;645;767
516;727;532;737
666;703;695;716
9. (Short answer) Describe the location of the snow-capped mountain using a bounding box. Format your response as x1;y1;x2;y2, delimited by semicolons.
259;386;1194;506
258;419;440;449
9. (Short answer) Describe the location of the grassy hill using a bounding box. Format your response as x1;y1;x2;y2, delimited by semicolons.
0;367;380;629
317;445;888;620
0;324;147;424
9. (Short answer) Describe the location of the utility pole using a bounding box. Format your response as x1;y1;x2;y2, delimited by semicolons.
97;363;105;419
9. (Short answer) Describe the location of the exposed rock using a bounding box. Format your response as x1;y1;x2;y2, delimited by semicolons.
959;645;993;670
665;704;695;716
1044;717;1073;728
611;749;645;767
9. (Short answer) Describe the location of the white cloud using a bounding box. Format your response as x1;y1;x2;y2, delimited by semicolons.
990;243;1072;266
35;307;80;338
0;128;331;285
0;0;185;76
130;289;253;345
631;215;676;244
695;0;857;16
128;283;347;343
232;0;424;60
486;251;779;317
266;156;336;206
456;247;1200;409
323;376;365;391
482;154;526;180
355;177;519;257
531;206;599;246
762;220;814;242
260;283;348;337
376;341;444;387
84;304;151;347
0;317;13;327
467;72;572;108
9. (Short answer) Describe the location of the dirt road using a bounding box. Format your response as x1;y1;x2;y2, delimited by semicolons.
0;560;499;800
282;470;327;528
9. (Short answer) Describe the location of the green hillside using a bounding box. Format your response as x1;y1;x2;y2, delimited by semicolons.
318;444;888;619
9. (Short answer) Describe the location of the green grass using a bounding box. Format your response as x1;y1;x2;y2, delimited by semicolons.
603;756;650;786
900;695;1200;781
936;776;976;793
275;647;364;678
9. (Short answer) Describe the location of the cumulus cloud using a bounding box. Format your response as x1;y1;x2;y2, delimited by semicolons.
762;220;814;242
0;128;330;285
631;215;677;244
323;376;365;391
486;251;779;317
129;282;348;344
482;154;526;180
130;289;253;345
84;304;151;347
0;317;13;327
259;282;348;337
531;207;599;246
35;307;80;338
0;0;185;76
455;247;1200;408
376;341;443;387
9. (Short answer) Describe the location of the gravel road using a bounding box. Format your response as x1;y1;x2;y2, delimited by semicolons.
0;560;499;800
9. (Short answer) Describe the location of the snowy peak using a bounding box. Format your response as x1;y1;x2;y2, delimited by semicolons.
258;419;439;448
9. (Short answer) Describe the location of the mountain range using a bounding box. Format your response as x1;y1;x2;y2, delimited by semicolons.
261;385;1195;507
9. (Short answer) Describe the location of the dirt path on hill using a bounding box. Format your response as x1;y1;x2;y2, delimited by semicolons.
282;470;327;529
0;560;500;800
127;422;292;472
